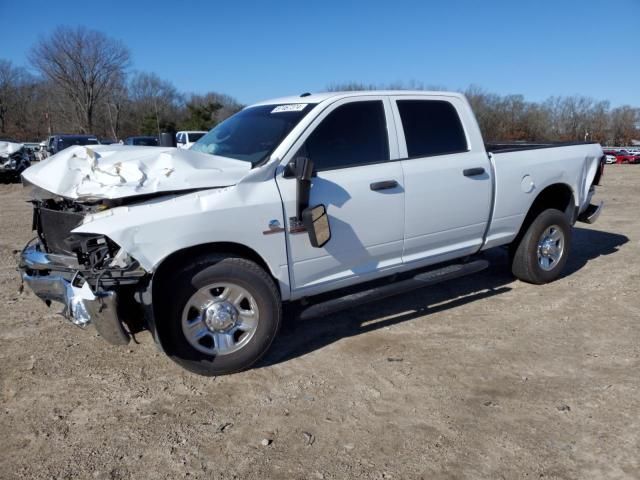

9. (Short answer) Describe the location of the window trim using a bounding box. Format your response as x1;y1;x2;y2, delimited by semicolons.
391;96;471;161
276;93;400;175
304;99;391;172
278;96;400;175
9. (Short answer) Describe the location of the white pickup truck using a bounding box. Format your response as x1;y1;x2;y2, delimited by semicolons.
18;91;605;375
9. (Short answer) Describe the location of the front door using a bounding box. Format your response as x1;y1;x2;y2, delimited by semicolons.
276;97;405;297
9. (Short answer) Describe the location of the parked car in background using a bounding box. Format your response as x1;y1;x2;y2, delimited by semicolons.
176;131;207;149
18;90;605;376
0;141;31;183
124;136;159;146
22;143;42;162
604;154;617;164
47;135;100;155
614;150;639;164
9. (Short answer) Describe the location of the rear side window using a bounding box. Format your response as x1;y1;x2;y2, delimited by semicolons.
305;101;389;170
397;100;468;157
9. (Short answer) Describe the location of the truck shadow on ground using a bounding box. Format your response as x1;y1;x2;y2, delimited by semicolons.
261;227;628;368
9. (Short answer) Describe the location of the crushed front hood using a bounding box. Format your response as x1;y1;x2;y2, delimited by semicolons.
21;145;251;200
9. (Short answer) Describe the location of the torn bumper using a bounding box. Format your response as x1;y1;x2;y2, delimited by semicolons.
18;241;130;345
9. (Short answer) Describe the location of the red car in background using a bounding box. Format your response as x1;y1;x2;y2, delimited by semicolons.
604;149;640;164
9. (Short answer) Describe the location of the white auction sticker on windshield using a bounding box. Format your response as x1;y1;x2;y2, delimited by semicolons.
271;104;308;113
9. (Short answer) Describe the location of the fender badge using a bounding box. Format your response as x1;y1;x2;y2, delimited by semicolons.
263;219;285;235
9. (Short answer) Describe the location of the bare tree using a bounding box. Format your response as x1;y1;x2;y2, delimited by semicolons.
0;60;34;135
104;72;127;140
128;72;182;135
610;106;638;145
29;26;130;133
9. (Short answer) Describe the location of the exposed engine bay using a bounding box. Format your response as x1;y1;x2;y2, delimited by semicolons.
31;197;144;276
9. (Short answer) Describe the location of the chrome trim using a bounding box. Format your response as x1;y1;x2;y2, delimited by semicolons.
577;201;603;224
18;240;130;345
19;240;80;271
536;225;565;271
262;227;285;235
181;282;259;356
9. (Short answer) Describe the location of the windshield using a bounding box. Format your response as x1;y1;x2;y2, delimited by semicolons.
191;103;316;164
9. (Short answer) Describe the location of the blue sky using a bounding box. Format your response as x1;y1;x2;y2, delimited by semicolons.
1;0;638;107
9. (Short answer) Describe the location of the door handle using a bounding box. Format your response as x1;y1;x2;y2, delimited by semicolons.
370;180;399;191
463;167;486;177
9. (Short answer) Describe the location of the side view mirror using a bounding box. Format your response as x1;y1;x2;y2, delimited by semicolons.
302;204;331;248
287;154;332;248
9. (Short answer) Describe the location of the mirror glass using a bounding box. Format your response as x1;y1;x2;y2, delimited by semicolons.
302;204;331;248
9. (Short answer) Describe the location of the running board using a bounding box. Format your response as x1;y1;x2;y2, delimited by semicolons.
299;259;489;320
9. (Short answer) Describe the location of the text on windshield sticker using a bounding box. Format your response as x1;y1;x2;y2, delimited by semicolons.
271;104;308;113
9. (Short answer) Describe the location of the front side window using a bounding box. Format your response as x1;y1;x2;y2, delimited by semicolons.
303;101;389;171
397;100;468;158
192;103;316;165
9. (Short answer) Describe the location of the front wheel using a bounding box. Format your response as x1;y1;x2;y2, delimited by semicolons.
160;255;281;376
510;208;572;284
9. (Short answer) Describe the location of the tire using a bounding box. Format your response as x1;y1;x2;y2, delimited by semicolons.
510;208;572;284
159;255;281;376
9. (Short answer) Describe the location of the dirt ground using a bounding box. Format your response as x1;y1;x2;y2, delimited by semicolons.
0;166;638;480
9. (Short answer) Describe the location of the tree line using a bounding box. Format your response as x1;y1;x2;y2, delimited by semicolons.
328;82;639;146
0;26;638;145
0;26;243;142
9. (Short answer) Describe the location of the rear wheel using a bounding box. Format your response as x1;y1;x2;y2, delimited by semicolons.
511;208;572;284
159;255;281;376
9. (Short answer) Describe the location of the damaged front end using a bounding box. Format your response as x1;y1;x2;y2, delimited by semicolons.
18;198;148;345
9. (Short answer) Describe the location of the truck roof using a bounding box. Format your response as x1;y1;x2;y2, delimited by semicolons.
251;90;466;107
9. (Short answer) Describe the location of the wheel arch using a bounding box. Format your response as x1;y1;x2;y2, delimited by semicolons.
511;182;575;252
147;242;282;352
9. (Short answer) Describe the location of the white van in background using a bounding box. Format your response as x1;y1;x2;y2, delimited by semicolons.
176;131;207;149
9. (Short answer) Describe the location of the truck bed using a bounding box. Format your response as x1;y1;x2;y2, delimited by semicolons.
486;141;599;154
481;141;603;251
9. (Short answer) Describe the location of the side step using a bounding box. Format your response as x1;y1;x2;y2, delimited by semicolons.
299;259;489;320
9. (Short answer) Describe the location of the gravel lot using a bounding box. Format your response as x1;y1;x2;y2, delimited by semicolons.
0;166;638;479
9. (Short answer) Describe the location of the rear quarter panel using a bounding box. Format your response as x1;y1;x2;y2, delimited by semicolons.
483;143;603;250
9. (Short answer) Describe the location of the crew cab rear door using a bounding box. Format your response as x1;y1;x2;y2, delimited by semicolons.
276;96;405;297
390;95;492;265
